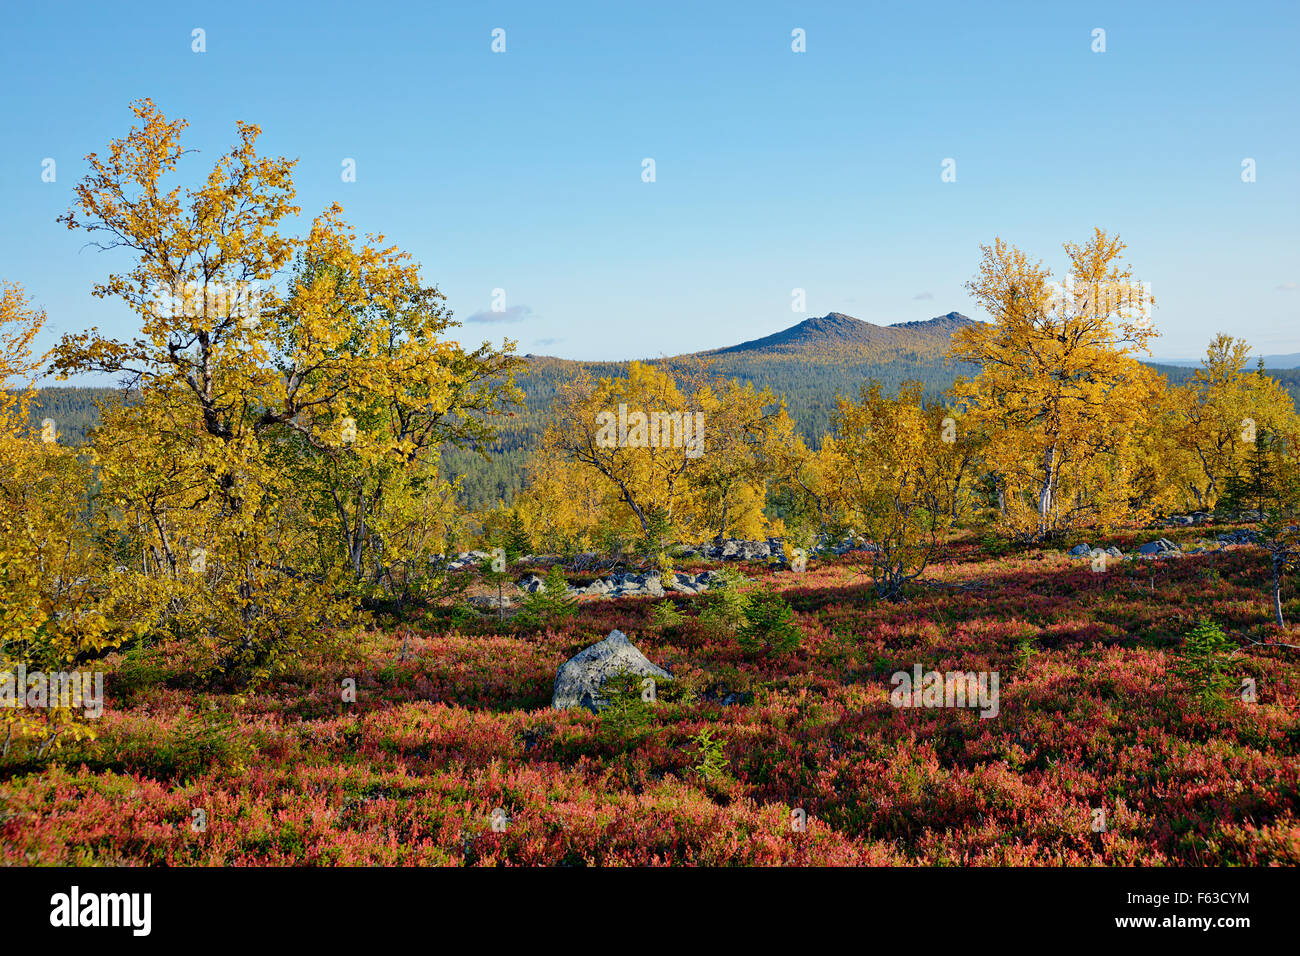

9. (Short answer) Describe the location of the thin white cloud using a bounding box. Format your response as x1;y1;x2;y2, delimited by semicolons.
465;305;534;323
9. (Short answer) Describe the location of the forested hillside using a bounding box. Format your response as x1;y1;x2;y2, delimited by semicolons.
26;386;135;446
30;313;1300;510
442;313;983;506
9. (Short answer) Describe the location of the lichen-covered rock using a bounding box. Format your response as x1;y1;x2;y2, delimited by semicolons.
551;630;671;712
1138;537;1182;556
668;573;699;594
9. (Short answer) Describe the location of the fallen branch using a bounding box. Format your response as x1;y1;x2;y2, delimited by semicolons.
1234;631;1300;653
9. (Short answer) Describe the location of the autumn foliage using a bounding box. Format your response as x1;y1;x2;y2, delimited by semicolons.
1;104;1298;865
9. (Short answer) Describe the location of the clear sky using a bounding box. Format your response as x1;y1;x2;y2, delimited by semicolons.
2;0;1297;379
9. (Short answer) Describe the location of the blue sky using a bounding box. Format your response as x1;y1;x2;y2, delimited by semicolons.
2;0;1297;379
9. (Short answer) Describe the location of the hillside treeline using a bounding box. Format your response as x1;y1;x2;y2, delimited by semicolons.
37;361;1300;512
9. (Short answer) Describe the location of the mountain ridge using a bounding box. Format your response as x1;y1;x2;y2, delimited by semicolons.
702;311;976;357
519;312;978;363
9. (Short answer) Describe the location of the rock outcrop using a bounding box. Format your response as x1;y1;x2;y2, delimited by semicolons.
551;630;671;712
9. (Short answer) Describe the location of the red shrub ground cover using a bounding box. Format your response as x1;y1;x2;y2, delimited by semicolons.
2;532;1297;866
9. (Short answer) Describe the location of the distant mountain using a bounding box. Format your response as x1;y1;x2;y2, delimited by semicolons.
1266;353;1300;369
1149;351;1300;370
707;311;977;356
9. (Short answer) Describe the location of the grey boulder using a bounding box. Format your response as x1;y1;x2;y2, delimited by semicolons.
1138;537;1182;556
552;630;671;712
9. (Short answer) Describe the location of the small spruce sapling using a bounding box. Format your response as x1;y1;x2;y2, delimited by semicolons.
516;564;577;629
737;585;801;653
650;599;683;631
1174;618;1237;711
691;727;730;782
697;567;749;639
